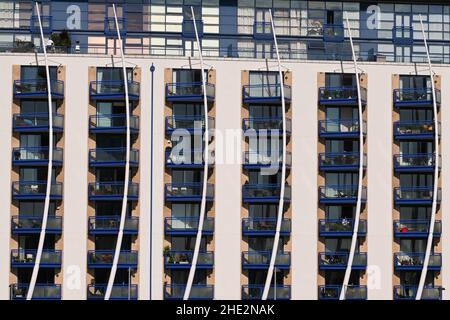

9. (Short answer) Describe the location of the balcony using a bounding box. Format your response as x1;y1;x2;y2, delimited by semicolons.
318;285;367;300
253;22;272;40
394;187;441;205
242;184;291;203
89;81;140;100
12;181;62;200
182;19;203;38
89;114;139;134
165;183;214;202
243;117;292;134
243;152;292;169
164;284;214;300
89;148;139;167
242;218;291;236
319;185;367;204
11;215;62;234
88;182;139;201
243;84;291;104
10;284;61;300
13;79;64;99
166;115;215;133
166;149;212;169
394;252;441;271
393;88;440;107
164;217;214;236
164;251;214;269
13;113;64;132
323;24;344;42
319;87;367;106
319;152;366;172
88;216;139;235
11;249;62;268
12;147;63;166
319;219;367;237
319;120;366;139
242;251;291;269
242;285;291;300
87;250;138;269
394;154;439;172
319;252;367;270
166;82;215;102
393;121;438;140
394;285;442;300
394;220;441;238
87;284;138;300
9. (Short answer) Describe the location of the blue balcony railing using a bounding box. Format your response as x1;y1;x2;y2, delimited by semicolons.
319;219;367;237
164;251;214;269
318;285;367;300
87;284;137;300
11;215;62;234
394;187;441;205
166;82;215;101
242;218;291;236
394;88;440;107
394;220;441;238
164;284;214;300
319;252;367;270
165;115;215;132
12;181;63;200
10;284;61;300
87;250;138;269
88;216;139;235
12;147;63;166
319;185;367;204
182;19;204;38
394;285;442;300
394;153;439;172
89;148;139;167
243;151;292;169
394;121;438;140
243;117;292;133
242;285;291;300
13;79;64;99
319;152;366;171
11;249;62;268
164;217;214;235
165;183;214;202
242;251;291;269
90;81;140;100
319;120;366;138
13;113;64;132
89;114;139;133
166;149;211;168
243;84;291;103
253;22;272;39
394;252;441;271
323;24;344;42
88;182;139;201
242;184;291;203
319;87;366;105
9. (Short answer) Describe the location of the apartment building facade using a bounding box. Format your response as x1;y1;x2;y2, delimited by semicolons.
0;0;449;300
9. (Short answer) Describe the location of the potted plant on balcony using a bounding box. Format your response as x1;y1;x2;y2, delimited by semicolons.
51;30;71;53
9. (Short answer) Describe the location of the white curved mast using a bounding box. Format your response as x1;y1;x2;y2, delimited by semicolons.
105;3;131;300
183;6;210;300
416;14;439;300
27;1;55;300
339;14;365;300
262;9;287;300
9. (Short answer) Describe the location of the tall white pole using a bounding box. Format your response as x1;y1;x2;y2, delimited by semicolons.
105;3;131;300
339;15;364;300
183;6;210;300
27;1;54;300
416;14;439;300
262;9;287;300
